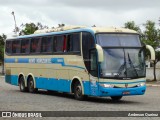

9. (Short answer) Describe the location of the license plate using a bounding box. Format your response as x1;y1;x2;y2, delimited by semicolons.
123;91;130;95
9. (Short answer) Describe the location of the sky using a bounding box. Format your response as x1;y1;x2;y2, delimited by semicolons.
0;0;160;37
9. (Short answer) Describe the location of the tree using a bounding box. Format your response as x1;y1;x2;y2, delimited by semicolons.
124;21;141;33
0;34;7;74
19;22;48;35
142;21;159;48
142;20;160;81
19;23;38;35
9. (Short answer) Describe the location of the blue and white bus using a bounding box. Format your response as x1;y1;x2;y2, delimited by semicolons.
5;26;155;101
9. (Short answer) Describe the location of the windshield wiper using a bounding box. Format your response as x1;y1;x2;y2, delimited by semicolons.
127;53;138;77
117;61;126;76
117;49;127;77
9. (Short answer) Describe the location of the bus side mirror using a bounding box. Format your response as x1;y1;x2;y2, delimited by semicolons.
96;44;104;62
146;45;155;61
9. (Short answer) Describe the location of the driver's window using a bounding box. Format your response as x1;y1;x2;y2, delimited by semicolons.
90;49;98;77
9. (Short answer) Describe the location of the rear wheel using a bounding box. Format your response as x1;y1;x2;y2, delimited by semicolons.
19;76;27;92
28;77;38;93
74;81;85;100
111;96;122;101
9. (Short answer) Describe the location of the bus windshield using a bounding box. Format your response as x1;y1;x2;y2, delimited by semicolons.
96;34;145;79
100;48;145;79
96;33;141;47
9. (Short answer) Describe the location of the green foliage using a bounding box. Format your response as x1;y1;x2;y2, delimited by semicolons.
19;23;38;35
142;20;159;49
124;21;141;33
19;22;48;35
141;20;160;62
0;34;7;62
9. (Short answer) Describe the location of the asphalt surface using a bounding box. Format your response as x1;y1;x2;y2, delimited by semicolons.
0;76;160;120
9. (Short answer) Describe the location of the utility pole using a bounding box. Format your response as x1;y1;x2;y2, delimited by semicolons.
11;11;18;36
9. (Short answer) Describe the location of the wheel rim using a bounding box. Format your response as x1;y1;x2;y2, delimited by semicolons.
20;81;24;90
29;80;34;91
76;85;82;97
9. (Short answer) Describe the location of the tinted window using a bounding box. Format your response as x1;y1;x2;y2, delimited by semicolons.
96;34;141;47
90;49;98;77
82;32;95;71
54;36;64;52
41;37;52;53
31;38;41;53
21;39;30;53
12;40;21;54
5;41;12;54
67;33;80;52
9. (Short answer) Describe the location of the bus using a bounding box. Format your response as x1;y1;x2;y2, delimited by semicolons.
4;26;155;101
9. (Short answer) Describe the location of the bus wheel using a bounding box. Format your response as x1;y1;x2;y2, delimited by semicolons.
28;77;38;93
111;96;122;101
19;76;27;92
74;81;85;100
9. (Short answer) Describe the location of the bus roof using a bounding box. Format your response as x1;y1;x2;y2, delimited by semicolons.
91;27;137;34
7;26;138;40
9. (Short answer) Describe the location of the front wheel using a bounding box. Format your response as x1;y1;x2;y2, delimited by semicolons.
111;96;122;101
74;81;85;100
28;77;38;93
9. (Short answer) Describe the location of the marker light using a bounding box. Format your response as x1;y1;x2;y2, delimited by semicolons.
137;82;146;87
100;84;114;88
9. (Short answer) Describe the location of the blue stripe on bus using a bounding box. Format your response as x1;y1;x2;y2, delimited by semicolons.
4;58;85;70
5;75;19;86
35;77;72;92
5;75;91;95
5;74;146;97
5;58;16;63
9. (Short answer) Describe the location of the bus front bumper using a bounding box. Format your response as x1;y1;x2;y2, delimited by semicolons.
98;85;146;97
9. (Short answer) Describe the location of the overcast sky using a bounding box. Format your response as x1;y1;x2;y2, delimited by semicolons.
0;0;160;37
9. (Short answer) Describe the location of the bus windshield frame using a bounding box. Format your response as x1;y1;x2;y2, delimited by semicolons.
96;33;146;80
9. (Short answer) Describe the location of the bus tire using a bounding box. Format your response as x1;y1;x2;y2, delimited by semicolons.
111;96;122;101
19;76;27;92
74;81;85;100
28;77;38;93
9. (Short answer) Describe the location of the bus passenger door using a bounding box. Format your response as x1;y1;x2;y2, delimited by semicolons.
89;49;99;96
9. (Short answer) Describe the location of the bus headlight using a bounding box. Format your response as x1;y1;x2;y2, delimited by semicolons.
99;84;114;88
137;82;146;87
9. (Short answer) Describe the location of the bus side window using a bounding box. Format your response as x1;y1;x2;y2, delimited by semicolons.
67;35;71;52
54;36;64;52
67;33;80;52
21;39;30;54
63;35;67;52
31;38;41;53
6;41;12;54
82;32;95;71
72;33;80;52
41;37;52;53
53;36;56;52
12;40;21;54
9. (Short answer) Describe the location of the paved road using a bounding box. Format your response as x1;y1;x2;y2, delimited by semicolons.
0;76;160;120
